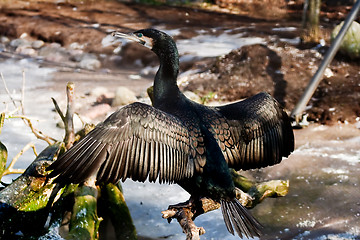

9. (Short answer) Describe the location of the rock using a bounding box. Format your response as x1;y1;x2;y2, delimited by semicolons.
112;86;137;107
77;53;101;70
19;32;28;39
69;42;85;50
331;21;360;59
0;36;10;44
89;86;110;98
69;49;85;62
79;57;101;70
49;42;62;48
323;67;334;78
38;44;70;62
10;38;30;48
31;40;45;49
15;45;36;56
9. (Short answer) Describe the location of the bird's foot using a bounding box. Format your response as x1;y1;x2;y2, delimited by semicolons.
161;199;206;237
162;197;218;222
162;198;195;223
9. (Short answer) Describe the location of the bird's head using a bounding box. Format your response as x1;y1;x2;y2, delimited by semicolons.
111;28;177;58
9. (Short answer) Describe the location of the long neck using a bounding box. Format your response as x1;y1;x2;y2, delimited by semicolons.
153;46;181;108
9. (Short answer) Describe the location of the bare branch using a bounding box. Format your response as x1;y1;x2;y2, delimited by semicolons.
52;82;76;149
51;98;65;123
9;115;56;145
64;82;75;149
1;72;18;109
2;72;56;145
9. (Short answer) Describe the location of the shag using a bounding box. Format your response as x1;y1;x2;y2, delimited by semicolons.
47;29;294;238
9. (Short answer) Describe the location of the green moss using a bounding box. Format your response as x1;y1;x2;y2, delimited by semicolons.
17;184;58;211
332;21;360;59
101;183;137;240
68;184;102;240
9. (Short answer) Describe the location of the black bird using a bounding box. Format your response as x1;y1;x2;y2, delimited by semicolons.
47;29;294;239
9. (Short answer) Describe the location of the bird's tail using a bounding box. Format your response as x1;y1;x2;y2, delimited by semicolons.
220;199;262;239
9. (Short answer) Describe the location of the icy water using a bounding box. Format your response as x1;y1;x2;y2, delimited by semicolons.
0;58;62;183
1;31;360;240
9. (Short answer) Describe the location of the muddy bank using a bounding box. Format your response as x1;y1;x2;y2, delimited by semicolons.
182;43;360;123
1;0;359;123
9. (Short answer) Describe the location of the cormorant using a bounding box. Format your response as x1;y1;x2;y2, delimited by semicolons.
47;29;294;239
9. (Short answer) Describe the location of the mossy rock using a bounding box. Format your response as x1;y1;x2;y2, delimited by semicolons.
331;21;360;59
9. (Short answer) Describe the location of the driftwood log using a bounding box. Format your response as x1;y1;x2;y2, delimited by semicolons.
0;83;289;239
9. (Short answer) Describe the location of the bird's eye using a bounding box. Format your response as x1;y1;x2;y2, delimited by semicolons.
136;33;143;38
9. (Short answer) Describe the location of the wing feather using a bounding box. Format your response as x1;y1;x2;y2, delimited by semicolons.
47;102;194;184
208;92;294;170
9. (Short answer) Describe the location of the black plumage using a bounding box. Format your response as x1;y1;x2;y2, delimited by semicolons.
47;28;294;238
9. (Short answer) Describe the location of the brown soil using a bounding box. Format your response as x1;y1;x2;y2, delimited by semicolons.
183;43;360;124
0;0;359;124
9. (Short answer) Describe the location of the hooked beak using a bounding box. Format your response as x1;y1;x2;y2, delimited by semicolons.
111;31;146;45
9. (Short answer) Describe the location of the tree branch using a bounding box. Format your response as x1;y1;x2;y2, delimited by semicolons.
8;115;56;145
52;82;76;149
162;170;290;239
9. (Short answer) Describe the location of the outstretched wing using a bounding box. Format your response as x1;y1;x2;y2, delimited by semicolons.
47;102;194;184
210;92;294;170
